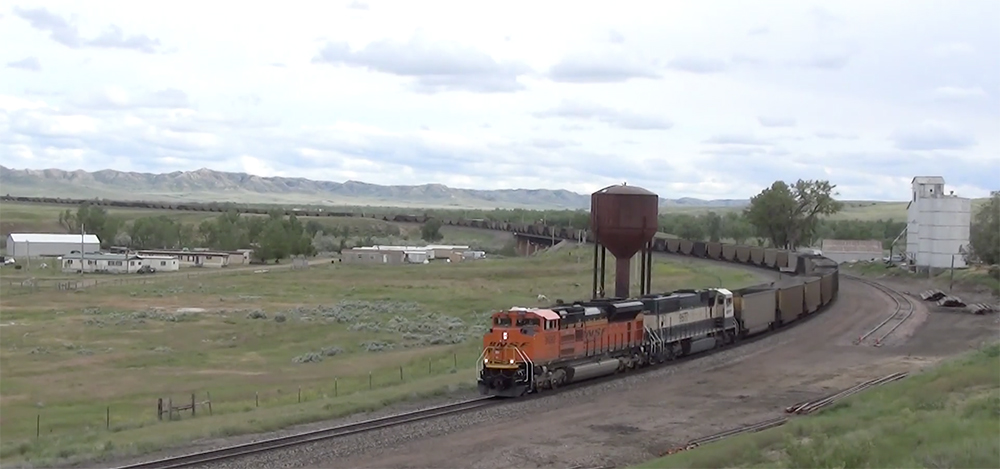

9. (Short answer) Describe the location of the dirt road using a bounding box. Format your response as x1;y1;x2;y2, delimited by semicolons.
272;276;998;469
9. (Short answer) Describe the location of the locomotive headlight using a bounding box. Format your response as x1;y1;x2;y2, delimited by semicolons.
502;332;508;340
509;358;515;364
484;358;489;364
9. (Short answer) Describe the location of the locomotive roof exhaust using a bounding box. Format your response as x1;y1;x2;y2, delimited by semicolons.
590;184;659;299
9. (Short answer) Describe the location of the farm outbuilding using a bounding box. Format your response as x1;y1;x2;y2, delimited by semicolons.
6;233;101;258
820;239;884;264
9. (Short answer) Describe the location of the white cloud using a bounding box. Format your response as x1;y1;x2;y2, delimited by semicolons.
1;0;997;201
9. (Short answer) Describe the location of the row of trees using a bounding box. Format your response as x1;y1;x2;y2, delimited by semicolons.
56;203;448;263
58;205;317;262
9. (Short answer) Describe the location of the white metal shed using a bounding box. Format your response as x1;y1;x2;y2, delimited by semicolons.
6;233;101;258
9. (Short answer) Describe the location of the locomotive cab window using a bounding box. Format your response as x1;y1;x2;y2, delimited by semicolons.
516;318;540;327
494;317;512;326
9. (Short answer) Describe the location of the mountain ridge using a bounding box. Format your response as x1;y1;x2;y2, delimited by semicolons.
0;165;753;210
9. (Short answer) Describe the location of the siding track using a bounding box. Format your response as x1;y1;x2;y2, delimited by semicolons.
846;274;915;347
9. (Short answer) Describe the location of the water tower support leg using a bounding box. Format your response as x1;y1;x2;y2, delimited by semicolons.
615;257;632;299
639;247;647;296
592;242;599;298
600;246;607;298
645;241;653;294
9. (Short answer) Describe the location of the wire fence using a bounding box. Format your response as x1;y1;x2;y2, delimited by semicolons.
16;352;472;444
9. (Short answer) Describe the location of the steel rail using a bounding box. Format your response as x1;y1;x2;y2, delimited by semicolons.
845;274;915;346
784;372;908;415
660;417;789;455
110;397;497;469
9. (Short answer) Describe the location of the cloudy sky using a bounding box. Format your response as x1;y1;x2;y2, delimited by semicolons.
2;0;997;201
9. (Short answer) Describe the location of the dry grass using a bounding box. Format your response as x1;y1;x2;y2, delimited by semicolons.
0;245;760;467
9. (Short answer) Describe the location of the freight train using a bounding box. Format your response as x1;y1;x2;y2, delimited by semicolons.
475;184;840;398
476;243;840;397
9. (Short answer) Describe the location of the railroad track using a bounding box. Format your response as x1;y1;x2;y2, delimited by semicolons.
785;371;909;415
660;417;789;455
111;397;498;469
660;371;910;457
846;274;915;347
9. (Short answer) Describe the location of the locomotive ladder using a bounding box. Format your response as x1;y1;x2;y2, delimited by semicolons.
644;326;665;359
512;345;535;391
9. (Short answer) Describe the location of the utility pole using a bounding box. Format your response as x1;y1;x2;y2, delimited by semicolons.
80;222;85;276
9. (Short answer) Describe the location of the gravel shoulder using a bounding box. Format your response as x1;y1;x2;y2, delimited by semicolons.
208;276;999;469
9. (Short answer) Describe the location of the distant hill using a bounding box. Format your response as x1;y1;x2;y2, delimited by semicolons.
0;165;752;211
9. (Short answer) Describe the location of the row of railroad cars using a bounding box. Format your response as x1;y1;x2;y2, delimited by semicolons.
476;221;841;397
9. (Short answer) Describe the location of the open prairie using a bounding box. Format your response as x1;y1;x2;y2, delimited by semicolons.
0;245;761;467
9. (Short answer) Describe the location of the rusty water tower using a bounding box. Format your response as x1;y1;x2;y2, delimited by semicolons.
590;184;659;299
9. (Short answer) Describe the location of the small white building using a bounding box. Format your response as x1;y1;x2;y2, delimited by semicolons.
62;253;142;274
906;176;972;269
820;239;883;264
138;255;180;272
7;233;101;258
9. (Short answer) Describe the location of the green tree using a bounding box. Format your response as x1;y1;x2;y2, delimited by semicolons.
421;218;444;242
255;217;290;262
703;211;722;242
721;211;753;244
129;216;182;249
58;203;122;248
673;214;705;241
199;210;249;251
305;219;325;237
968;192;1000;265
744;180;843;249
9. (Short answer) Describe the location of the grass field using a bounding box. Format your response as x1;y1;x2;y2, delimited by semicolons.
0;202;419;240
633;342;1000;469
664;199;989;222
0;245;761;467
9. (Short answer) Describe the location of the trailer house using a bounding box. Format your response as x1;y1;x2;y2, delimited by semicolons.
61;253;142;274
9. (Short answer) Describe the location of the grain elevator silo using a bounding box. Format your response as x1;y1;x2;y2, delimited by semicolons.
905;176;971;270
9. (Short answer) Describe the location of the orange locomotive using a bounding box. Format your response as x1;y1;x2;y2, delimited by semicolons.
477;298;647;397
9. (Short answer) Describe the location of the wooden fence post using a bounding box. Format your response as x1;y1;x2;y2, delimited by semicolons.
298;387;302;403
399;365;403;381
106;406;110;429
334;378;338;397
369;371;372;389
191;393;196;417
207;392;213;415
36;414;40;439
157;398;163;420
255;391;259;407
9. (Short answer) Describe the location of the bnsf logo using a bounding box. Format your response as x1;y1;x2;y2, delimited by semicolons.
488;341;529;348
